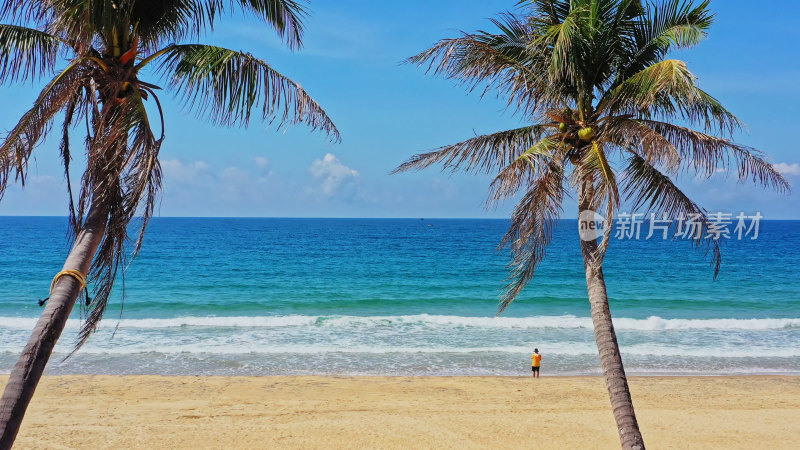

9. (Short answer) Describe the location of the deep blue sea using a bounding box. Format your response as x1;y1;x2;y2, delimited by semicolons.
0;217;798;376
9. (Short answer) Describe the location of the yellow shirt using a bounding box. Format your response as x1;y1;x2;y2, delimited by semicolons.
532;353;542;367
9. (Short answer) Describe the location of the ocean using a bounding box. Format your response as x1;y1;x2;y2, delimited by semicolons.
0;217;798;376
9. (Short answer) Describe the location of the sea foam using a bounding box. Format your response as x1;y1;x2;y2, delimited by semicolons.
1;314;799;331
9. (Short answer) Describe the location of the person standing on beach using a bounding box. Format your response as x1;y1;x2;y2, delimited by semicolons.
531;348;542;378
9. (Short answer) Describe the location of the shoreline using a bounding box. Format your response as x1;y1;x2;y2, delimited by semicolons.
6;372;800;377
4;375;799;449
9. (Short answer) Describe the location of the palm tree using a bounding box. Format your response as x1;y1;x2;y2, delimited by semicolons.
395;1;788;448
0;0;339;445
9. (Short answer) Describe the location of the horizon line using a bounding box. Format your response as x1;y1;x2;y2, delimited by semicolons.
3;215;800;221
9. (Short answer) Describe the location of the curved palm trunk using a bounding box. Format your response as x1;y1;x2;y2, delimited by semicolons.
579;185;644;450
582;253;645;449
0;205;106;449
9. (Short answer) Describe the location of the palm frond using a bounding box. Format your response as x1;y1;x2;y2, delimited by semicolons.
640;120;790;192
0;24;67;83
405;14;556;114
393;125;551;175
0;0;49;23
598;59;741;134
0;61;88;199
603;58;693;111
60;93;80;233
575;140;619;264
497;160;565;313
234;0;308;50
526;0;572;24
620;0;713;79
602;116;680;169
73;89;164;350
622;153;721;276
649;0;713;48
33;1;306;55
151;44;339;141
486;135;560;205
537;5;586;84
128;0;217;50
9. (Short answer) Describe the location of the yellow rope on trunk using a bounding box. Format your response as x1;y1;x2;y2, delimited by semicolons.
49;269;88;294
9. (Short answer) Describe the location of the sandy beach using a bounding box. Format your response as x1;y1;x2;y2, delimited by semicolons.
2;375;798;449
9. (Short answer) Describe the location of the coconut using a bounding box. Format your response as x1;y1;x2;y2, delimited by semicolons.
558;123;568;132
578;127;594;141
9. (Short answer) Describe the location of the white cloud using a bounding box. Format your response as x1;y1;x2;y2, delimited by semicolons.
309;153;359;196
774;162;800;176
29;175;60;187
159;158;283;212
253;156;269;169
220;166;247;180
161;159;211;184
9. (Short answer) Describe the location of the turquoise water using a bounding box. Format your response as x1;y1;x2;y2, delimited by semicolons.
0;217;798;375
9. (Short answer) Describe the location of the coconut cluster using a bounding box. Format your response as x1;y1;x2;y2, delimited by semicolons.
556;121;593;142
554;108;593;143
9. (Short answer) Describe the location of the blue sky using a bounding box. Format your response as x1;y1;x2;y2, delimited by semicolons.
1;0;798;218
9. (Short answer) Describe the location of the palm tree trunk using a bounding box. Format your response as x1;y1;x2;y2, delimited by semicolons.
582;253;645;449
0;205;106;449
579;186;644;450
